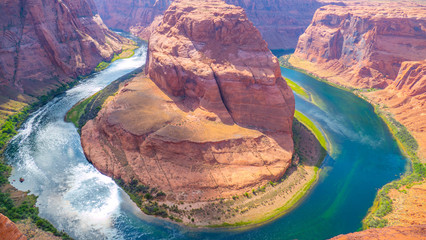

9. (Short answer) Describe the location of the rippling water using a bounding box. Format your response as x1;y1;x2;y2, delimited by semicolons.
6;41;407;239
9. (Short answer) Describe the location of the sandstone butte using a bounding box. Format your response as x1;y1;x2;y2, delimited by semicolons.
0;0;129;121
93;0;325;50
81;0;295;202
0;214;26;240
330;224;426;240
289;2;426;158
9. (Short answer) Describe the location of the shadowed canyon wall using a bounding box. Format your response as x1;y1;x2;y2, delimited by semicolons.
93;0;325;49
0;0;128;116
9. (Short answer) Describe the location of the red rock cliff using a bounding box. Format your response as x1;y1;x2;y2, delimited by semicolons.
82;0;295;202
292;2;426;89
0;214;26;240
146;0;295;132
366;61;426;158
0;0;128;102
93;0;324;49
290;2;426;159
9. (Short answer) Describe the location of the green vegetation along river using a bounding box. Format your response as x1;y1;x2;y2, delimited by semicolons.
5;43;407;240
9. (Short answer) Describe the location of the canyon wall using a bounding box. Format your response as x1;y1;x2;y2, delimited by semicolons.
94;0;172;39
93;0;324;49
290;2;426;158
82;0;295;202
0;214;26;240
0;0;128;109
292;2;426;89
366;61;426;159
224;0;324;50
292;3;426;238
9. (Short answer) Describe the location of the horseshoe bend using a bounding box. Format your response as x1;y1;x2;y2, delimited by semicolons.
1;0;425;238
79;0;316;226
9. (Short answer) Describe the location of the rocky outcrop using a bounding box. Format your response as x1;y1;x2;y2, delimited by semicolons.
0;214;26;240
290;2;426;158
0;0;128;104
93;0;324;49
146;0;295;132
330;224;426;240
82;0;295;202
292;2;426;89
366;61;426;159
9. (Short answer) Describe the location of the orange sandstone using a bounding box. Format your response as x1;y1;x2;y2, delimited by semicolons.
0;214;26;240
366;61;426;159
292;2;426;89
0;0;129;111
81;0;295;202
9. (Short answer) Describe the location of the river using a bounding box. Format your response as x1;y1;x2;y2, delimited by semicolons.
5;42;407;239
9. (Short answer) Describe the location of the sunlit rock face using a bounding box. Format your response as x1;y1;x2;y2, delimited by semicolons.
291;1;426;159
293;2;426;89
81;0;295;202
365;61;426;159
0;214;26;240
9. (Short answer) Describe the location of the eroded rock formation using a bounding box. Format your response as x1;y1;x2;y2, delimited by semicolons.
0;214;26;240
366;61;426;159
292;2;426;89
330;225;426;240
290;1;426;158
0;0;128;104
93;0;324;49
82;0;295;201
146;0;295;132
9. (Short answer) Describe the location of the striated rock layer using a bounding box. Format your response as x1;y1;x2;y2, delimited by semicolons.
93;0;324;49
146;0;295;132
0;0;128;107
330;224;426;240
290;2;426;158
366;61;426;159
292;2;426;89
82;0;295;201
0;214;26;240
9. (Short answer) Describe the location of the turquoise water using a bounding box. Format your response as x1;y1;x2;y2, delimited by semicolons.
6;44;407;240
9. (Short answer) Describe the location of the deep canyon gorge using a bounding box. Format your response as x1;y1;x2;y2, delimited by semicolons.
0;0;425;239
